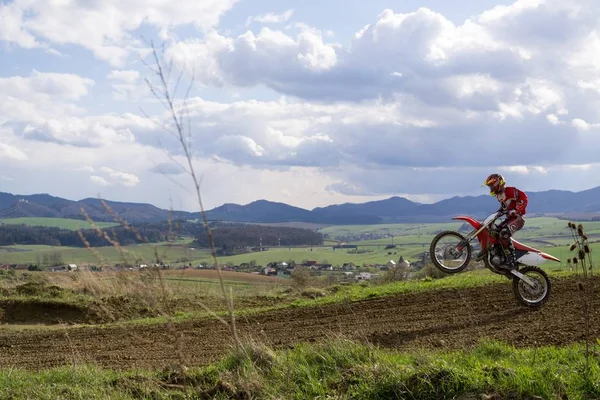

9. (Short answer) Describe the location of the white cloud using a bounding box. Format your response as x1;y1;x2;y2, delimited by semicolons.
90;175;111;186
3;0;600;210
23;118;136;147
0;143;28;161
546;113;560;125
246;9;294;26
571;118;600;131
1;0;239;66
106;69;146;101
163;2;594;120
0;70;93;100
499;165;549;174
165;26;340;89
0;2;42;49
99;167;141;187
0;71;94;127
107;70;140;84
77;166;95;173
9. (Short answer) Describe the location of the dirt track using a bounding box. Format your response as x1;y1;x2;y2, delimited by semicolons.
0;276;599;371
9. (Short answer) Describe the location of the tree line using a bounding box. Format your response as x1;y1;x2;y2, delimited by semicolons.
0;224;169;247
0;220;324;248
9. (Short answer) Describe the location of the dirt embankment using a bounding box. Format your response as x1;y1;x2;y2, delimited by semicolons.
0;279;290;325
0;276;598;371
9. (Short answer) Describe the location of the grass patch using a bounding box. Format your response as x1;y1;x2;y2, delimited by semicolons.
2;338;598;399
80;267;581;329
0;269;292;327
288;268;577;308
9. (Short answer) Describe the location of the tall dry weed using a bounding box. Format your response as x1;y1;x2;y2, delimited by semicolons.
58;39;244;378
142;40;239;346
566;221;596;375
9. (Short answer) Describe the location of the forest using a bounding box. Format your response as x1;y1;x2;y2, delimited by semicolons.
0;220;324;248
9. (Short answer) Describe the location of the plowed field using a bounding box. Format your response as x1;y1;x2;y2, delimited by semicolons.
0;276;598;371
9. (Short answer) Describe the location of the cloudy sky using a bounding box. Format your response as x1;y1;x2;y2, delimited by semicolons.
1;0;600;212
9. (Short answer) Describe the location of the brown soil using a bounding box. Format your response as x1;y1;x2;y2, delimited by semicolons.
0;297;164;325
0;299;92;324
0;288;291;326
0;276;598;371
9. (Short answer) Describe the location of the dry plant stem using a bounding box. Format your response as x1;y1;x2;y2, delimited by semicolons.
92;200;229;324
76;229;108;268
146;41;239;348
80;208;135;265
568;222;595;375
74;194;238;376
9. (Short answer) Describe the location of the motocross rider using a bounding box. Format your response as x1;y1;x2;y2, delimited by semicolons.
476;173;528;270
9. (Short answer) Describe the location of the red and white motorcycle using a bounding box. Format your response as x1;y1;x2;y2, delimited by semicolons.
429;211;560;307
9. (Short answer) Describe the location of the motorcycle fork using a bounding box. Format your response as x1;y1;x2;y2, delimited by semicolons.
457;225;488;251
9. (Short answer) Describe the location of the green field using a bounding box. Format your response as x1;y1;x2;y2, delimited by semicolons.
194;245;427;266
320;221;462;238
0;241;204;265
321;217;600;240
0;217;119;230
0;216;597;268
177;215;599;269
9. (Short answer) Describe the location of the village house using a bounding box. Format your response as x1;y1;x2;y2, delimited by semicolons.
342;262;356;271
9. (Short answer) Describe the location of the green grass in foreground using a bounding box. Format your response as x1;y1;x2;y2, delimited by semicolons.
0;217;119;230
287;268;576;308
1;339;598;399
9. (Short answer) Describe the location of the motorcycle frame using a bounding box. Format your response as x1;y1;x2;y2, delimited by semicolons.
450;212;560;287
453;212;501;254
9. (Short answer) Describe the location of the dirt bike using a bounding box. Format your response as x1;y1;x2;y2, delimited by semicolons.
429;211;560;307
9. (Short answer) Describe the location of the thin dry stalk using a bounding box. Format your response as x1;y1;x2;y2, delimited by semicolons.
80;208;136;266
74;201;198;368
143;40;240;348
567;221;596;375
81;204;230;324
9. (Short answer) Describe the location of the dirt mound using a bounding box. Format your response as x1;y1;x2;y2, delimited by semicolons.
0;299;92;324
0;281;168;324
14;281;64;297
0;297;162;325
0;275;597;371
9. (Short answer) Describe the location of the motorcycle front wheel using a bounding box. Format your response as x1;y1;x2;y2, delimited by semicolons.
429;230;471;273
512;265;551;307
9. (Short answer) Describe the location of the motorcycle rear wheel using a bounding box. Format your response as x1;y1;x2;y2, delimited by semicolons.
429;230;471;273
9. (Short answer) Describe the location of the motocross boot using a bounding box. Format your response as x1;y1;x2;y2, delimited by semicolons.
503;243;518;270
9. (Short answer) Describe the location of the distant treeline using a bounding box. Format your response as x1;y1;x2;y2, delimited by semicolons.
0;223;171;247
0;220;324;248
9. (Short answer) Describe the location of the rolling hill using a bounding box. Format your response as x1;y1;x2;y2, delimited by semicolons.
1;185;599;225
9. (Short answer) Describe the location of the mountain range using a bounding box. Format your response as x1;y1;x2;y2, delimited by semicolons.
1;186;600;226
